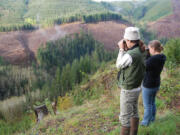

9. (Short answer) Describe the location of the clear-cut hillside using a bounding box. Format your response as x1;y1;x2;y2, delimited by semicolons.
148;0;180;38
0;21;129;64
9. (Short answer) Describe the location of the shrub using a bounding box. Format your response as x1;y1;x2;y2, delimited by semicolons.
164;39;180;68
57;95;73;111
0;96;26;122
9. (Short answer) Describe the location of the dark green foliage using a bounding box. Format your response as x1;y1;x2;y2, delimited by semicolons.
83;12;122;23
0;24;35;32
0;56;6;65
164;39;180;68
37;32;116;98
54;12;123;25
54;14;82;25
52;67;62;97
60;64;73;95
37;33;96;72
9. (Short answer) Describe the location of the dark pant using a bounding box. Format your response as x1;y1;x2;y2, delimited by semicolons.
141;85;159;126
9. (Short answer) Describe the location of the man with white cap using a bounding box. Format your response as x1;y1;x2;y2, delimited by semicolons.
116;27;146;135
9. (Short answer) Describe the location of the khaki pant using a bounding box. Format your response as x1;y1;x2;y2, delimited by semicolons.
119;88;141;127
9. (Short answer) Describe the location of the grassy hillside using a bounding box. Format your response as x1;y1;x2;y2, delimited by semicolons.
110;0;173;22
25;0;107;24
141;0;173;22
15;61;180;135
0;0;173;27
0;0;107;27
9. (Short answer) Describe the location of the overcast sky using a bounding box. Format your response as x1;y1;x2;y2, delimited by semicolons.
92;0;144;2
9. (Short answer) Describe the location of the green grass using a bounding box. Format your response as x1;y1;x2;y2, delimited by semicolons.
139;111;180;135
107;111;180;135
0;114;34;135
16;63;180;135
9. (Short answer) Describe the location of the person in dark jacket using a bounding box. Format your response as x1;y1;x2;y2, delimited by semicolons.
141;40;166;126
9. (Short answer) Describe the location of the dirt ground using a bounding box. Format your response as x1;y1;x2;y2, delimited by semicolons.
148;0;180;38
0;21;129;64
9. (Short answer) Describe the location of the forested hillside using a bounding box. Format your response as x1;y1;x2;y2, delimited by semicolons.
0;32;118;134
0;32;116;101
0;0;173;31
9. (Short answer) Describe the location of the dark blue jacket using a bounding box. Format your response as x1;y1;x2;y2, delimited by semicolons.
143;54;166;88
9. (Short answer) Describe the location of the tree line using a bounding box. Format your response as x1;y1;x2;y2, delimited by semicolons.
0;23;35;32
0;12;123;32
82;12;122;23
54;12;123;24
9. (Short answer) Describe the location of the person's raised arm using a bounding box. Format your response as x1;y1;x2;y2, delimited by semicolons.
116;40;132;69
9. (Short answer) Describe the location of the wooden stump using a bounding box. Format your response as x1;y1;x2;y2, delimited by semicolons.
52;100;57;115
34;104;48;122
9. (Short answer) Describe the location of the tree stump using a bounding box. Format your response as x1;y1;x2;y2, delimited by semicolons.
52;100;57;115
34;104;48;122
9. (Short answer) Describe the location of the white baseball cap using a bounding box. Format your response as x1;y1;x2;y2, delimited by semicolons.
124;27;140;40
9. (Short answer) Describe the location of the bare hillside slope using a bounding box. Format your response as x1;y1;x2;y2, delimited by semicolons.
148;0;180;38
0;21;129;64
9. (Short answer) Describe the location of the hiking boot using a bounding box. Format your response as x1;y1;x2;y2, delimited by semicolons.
120;126;130;135
130;117;139;135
